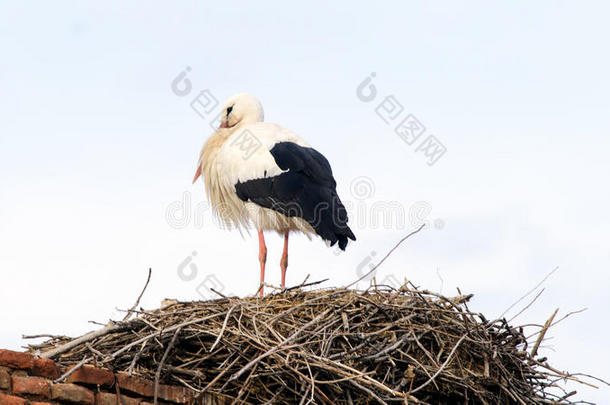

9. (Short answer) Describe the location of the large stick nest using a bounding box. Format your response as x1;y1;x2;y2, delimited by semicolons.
30;286;593;404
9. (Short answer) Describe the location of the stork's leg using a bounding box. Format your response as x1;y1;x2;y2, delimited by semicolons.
280;231;289;288
258;229;267;298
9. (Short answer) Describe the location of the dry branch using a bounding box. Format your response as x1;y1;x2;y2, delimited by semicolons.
123;268;152;322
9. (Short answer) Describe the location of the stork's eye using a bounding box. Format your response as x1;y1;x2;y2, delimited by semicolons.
227;105;234;115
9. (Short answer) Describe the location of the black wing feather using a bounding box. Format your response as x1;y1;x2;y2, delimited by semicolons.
234;142;356;250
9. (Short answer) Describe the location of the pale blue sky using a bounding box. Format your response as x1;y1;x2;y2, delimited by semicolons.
1;2;609;402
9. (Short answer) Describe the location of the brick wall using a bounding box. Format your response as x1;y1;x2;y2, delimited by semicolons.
0;350;226;405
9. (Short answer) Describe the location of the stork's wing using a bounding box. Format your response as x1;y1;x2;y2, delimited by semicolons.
225;129;356;250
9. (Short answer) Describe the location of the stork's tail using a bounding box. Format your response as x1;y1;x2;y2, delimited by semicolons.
335;226;356;251
313;192;356;251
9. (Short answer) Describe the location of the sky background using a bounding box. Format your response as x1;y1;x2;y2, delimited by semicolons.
1;1;609;402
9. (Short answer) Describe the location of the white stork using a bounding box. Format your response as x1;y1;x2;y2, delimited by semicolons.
192;93;355;296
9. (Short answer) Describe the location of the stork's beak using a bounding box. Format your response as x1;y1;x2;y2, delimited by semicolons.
192;165;202;184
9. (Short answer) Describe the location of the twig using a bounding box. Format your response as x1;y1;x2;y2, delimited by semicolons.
531;308;558;358
107;313;225;360
154;327;181;405
290;274;310;291
123;268;152;321
22;334;70;340
54;356;90;383
228;309;331;382
346;224;425;288
127;341;147;376
210;288;227;298
286;278;329;291
549;308;588;329
115;379;125;405
501;266;558;318
410;334;468;394
41;322;126;359
348;379;389;405
85;343;107;360
508;288;545;323
210;304;237;352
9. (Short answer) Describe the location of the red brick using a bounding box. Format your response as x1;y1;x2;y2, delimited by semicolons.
156;385;193;404
96;392;141;405
12;376;50;398
51;383;94;404
0;368;10;390
0;393;27;405
66;365;114;387
115;373;153;397
0;351;33;370
32;358;61;380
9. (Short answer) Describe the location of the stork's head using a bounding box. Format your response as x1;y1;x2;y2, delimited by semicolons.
192;93;265;184
219;93;264;129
